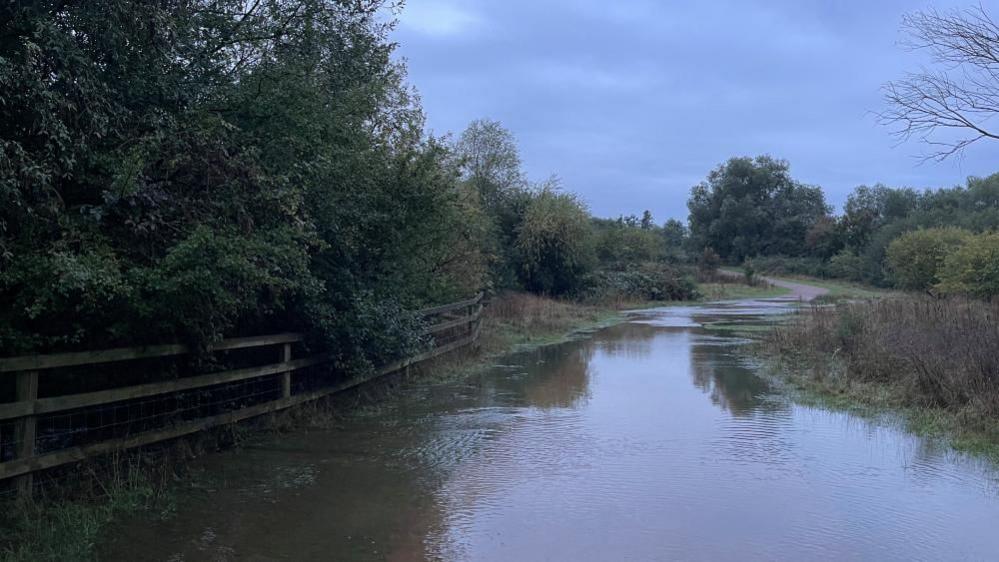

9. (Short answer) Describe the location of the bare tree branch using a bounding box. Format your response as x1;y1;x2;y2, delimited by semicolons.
879;4;999;161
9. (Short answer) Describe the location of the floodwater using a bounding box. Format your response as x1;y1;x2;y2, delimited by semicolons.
104;298;999;561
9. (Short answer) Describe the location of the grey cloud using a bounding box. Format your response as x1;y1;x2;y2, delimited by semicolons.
396;0;995;221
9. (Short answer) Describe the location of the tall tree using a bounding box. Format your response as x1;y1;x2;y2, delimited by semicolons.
454;119;530;289
687;156;829;261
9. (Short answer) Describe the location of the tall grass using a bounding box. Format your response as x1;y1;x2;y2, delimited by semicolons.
481;292;608;344
767;297;999;428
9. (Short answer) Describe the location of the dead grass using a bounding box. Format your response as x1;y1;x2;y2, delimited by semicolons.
765;296;999;440
478;292;618;353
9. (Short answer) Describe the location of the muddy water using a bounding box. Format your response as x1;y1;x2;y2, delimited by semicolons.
104;299;999;561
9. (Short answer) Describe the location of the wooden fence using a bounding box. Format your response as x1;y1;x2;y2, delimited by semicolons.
0;294;483;496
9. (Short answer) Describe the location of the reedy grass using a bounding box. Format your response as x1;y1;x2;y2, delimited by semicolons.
760;296;999;462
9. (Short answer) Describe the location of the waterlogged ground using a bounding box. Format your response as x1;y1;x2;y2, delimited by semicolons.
104;297;999;561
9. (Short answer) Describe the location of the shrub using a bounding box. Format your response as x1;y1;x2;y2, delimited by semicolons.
826;250;866;282
515;185;594;296
749;255;826;277
937;232;999;298
583;263;699;303
886;227;972;291
698;247;721;274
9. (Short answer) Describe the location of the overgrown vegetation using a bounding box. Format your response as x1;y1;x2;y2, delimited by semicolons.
0;2;697;369
764;298;999;455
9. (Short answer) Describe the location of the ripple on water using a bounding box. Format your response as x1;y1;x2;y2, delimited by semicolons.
102;295;999;562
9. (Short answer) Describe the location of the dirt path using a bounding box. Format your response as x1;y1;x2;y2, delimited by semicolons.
719;269;829;301
764;276;829;301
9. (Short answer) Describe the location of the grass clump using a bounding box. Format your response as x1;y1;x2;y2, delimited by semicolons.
762;296;999;459
0;460;174;562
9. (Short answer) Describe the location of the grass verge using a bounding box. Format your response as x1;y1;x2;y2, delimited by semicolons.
754;296;999;464
753;351;999;464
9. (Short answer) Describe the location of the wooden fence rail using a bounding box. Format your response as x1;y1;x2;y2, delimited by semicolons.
0;294;483;496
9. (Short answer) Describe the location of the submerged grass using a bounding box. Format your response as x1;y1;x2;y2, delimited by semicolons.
0;458;176;562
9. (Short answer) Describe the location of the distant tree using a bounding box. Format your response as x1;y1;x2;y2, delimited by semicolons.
640;210;654;229
881;6;999;160
698;247;721;275
456;119;526;208
662;218;688;262
687;156;829;261
887;228;972;292
804;215;844;259
454;119;530;289
840;185;921;252
662;219;687;245
937;233;999;298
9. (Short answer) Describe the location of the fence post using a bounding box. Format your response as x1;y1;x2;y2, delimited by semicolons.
281;344;292;399
14;370;38;499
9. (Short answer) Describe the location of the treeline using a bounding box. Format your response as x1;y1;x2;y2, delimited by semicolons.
685;156;999;296
0;2;692;365
452;119;697;305
0;1;477;369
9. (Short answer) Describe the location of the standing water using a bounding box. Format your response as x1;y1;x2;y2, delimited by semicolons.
104;297;999;561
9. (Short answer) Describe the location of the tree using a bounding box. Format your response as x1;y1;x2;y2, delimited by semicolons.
455;119;526;209
840;185;921;252
687;156;829;261
640;210;654;229
887;228;972;291
515;182;594;296
662;218;688;262
454;119;530;289
881;6;999;160
937;233;999;298
0;0;478;367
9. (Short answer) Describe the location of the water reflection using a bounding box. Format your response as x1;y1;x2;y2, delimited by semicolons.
689;344;782;416
103;298;999;562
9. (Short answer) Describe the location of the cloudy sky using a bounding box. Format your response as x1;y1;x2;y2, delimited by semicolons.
392;1;996;222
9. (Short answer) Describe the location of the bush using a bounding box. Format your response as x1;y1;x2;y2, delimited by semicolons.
515;185;594;296
886;227;972;291
583;263;699;303
698;247;721;274
826;250;866;282
937;232;999;298
748;255;826;277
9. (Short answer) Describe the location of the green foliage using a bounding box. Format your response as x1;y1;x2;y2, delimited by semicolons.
687;156;829;261
697;247;722;274
825;251;866;282
937;233;999;298
583;264;699;303
515;184;594;296
748;255;827;278
661;218;688;262
592;217;664;267
454;119;528;289
887;228;972;292
0;1;480;366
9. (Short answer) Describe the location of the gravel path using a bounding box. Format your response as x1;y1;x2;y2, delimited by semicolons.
718;269;830;301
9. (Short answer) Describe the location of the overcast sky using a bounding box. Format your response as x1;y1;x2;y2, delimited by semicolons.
393;1;996;222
